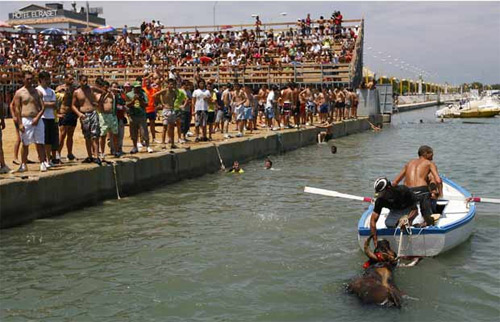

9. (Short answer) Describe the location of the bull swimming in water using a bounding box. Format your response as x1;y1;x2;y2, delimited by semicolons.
347;235;403;308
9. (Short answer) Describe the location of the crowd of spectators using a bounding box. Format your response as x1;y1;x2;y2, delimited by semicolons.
0;68;358;174
0;11;363;174
0;11;359;75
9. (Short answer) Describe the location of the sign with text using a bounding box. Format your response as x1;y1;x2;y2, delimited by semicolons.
10;9;58;20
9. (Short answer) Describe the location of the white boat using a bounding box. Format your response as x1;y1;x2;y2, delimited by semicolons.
357;177;476;257
436;95;500;118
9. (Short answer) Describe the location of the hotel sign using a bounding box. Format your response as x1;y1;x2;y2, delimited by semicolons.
10;9;58;20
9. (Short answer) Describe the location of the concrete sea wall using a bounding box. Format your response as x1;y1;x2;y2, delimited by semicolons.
0;116;382;228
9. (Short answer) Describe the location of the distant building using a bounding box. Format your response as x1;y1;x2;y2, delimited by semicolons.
6;3;105;31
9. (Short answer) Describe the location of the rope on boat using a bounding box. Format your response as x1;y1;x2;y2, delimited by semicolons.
395;215;411;259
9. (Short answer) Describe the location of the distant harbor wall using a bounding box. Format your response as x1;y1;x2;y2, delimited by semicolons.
396;94;461;112
0;115;383;229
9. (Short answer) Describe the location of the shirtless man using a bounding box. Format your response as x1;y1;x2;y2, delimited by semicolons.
316;88;327;124
243;84;254;134
12;71;47;172
279;83;294;129
351;88;358;119
300;85;314;125
231;83;247;137
257;85;268;127
336;86;346;121
95;81;119;158
392;145;442;226
155;78;179;148
344;88;352;119
56;74;77;161
72;75;101;165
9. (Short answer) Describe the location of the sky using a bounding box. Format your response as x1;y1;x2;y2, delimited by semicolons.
2;1;500;85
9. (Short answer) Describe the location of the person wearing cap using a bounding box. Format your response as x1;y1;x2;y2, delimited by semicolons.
370;177;417;248
126;81;152;154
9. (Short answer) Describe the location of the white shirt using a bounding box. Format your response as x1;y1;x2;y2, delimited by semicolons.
192;89;211;111
36;85;56;119
266;91;275;108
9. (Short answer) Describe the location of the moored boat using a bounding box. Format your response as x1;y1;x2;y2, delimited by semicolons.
436;96;500;118
357;176;476;257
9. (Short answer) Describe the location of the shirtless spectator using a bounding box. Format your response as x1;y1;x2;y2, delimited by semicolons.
343;87;352;119
231;83;247;137
279;83;294;129
257;85;268;127
37;71;59;166
71;75;102;165
351;88;358;119
392;145;442;226
335;87;345;121
155;78;179;149
96;80;119;158
13;71;47;172
243;84;254;134
301;85;315;125
316;87;327;124
56;74;77;161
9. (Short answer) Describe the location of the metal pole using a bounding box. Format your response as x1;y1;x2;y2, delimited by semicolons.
213;1;218;31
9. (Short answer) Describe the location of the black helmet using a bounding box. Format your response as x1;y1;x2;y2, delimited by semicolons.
374;177;391;193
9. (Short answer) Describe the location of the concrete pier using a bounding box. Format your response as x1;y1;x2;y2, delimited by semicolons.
0;116;382;228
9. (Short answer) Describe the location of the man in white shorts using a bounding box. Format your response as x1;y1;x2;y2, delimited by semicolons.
13;71;47;172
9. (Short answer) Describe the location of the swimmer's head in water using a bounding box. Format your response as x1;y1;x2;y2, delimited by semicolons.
265;158;273;169
331;145;337;154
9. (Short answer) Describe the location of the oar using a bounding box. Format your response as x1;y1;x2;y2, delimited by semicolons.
304;187;373;202
446;196;500;204
305;186;500;204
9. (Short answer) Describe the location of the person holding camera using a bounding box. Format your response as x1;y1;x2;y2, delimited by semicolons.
126;81;152;154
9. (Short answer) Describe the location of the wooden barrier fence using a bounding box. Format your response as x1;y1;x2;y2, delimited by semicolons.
0;62;351;87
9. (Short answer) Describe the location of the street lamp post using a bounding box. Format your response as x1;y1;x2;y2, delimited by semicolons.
213;1;218;31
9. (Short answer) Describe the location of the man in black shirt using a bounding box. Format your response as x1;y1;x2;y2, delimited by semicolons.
370;177;417;247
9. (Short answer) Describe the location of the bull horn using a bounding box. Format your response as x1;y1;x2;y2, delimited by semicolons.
364;235;378;261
